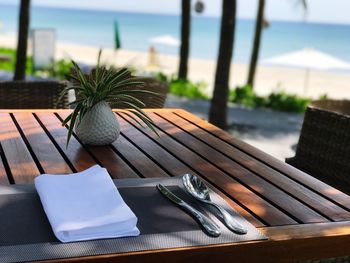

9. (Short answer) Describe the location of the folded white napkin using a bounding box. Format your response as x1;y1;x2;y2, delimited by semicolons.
35;165;140;243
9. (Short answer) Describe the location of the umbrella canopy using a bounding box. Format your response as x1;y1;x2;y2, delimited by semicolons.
263;48;350;71
149;35;180;46
262;48;350;94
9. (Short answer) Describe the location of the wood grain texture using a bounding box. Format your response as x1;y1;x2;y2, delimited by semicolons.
174;109;350;210
57;112;139;179
0;113;40;183
13;112;72;175
112;135;170;178
117;112;264;227
157;111;350;222
119;112;297;226
35;112;97;172
2;109;350;262
0;156;9;185
148;112;328;224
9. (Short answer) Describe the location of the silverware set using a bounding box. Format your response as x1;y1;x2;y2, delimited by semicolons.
157;174;248;237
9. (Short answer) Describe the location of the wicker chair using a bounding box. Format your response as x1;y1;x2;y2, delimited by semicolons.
110;77;168;109
0;81;69;109
70;70;168;109
286;100;350;195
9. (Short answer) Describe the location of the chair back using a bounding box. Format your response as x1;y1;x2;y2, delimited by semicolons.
286;100;350;194
110;77;168;109
70;71;168;109
0;81;69;109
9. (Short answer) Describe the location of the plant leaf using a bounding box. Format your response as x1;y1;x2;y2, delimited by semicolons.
65;103;83;148
117;101;159;136
107;94;146;108
120;111;146;129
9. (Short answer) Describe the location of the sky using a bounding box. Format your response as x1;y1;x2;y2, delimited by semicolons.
1;0;350;25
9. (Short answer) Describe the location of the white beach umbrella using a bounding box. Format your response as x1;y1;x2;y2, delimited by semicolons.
262;48;350;94
149;35;180;47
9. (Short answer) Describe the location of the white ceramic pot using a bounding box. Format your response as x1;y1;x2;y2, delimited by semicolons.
75;101;120;145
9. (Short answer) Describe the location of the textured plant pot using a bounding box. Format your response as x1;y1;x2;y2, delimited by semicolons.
75;101;120;145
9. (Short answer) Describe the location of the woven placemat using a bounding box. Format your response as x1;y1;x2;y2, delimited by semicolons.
0;177;266;263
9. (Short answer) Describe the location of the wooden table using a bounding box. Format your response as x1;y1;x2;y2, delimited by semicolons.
1;109;350;262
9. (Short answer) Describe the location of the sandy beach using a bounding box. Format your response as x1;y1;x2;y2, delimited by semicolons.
1;34;350;99
1;34;347;160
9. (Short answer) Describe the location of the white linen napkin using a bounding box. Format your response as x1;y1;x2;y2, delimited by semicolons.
34;165;140;243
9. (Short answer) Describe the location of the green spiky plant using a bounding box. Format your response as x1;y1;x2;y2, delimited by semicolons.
60;50;158;146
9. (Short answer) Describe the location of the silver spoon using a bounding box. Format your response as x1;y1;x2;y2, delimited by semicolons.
182;174;248;234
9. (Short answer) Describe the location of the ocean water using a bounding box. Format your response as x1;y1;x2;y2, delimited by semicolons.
1;4;350;63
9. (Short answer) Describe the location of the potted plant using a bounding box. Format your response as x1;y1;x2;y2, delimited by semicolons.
60;51;158;146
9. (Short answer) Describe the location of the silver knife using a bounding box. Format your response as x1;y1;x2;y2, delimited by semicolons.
157;184;221;237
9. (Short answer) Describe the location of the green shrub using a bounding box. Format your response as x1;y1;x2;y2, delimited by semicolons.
52;59;73;79
230;84;259;107
152;71;209;100
33;59;73;80
265;91;310;113
169;78;209;100
0;47;73;79
154;71;169;82
34;59;73;80
0;47;32;74
318;93;328;100
229;85;311;113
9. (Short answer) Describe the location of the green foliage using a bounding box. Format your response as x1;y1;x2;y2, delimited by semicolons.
154;71;169;83
52;59;73;79
60;50;158;146
0;47;32;74
265;91;310;113
169;79;209;100
34;59;73;80
0;48;15;72
229;84;257;107
153;72;208;100
0;47;72;79
229;85;311;113
318;93;328;100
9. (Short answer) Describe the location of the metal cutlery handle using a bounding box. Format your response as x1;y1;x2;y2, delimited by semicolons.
180;202;221;237
211;202;247;234
157;184;220;237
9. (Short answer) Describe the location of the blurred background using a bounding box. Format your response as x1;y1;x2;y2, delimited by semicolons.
1;0;349;160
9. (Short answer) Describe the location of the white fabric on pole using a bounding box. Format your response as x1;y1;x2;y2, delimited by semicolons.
262;48;350;71
149;35;180;46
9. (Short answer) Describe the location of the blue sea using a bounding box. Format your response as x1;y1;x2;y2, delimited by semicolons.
1;4;350;63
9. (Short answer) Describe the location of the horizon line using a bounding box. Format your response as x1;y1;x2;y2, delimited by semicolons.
1;2;350;27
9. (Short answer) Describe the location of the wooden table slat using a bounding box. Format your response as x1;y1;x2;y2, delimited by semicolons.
0;113;40;183
0;153;9;185
13;112;73;175
119;112;297;226
112;135;170;178
35;112;98;172
2;109;350;262
174;109;350;210
57;112;140;179
116;114;264;227
156;111;350;222
149;112;328;224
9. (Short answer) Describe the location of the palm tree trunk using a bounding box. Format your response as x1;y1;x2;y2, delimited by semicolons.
247;0;265;89
178;0;191;80
14;0;30;81
208;0;236;129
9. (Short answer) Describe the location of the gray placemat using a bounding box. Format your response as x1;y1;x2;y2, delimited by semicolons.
0;177;267;263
